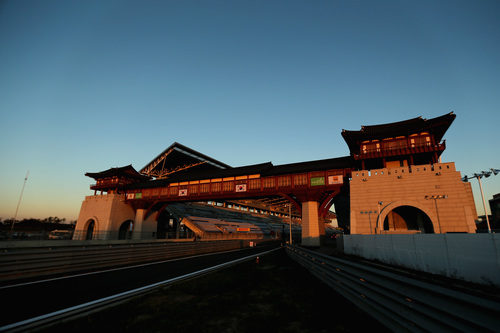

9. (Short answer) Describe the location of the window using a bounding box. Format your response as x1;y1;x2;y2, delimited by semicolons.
200;183;210;193
278;176;291;187
222;181;233;192
294;174;307;186
263;177;275;188
211;182;221;192
189;185;198;194
248;179;260;190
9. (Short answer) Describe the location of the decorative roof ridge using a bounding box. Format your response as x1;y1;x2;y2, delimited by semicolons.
85;165;150;180
343;112;454;133
273;155;351;168
140;142;232;175
340;112;456;154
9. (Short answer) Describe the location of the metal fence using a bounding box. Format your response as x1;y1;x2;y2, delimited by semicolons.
0;239;275;283
286;244;500;332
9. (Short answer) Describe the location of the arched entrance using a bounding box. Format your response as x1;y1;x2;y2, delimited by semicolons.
157;210;180;239
85;219;95;240
118;220;134;240
383;206;434;233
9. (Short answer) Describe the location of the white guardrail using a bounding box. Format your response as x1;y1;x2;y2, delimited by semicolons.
286;245;500;332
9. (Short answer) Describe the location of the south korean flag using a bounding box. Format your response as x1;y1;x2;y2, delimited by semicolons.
236;184;247;192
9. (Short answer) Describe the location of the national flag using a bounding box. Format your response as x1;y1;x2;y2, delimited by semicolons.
235;184;247;192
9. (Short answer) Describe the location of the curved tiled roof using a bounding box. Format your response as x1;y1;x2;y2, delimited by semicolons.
85;165;151;181
341;112;456;154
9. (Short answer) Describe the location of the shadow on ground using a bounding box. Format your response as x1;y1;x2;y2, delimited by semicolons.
46;248;388;333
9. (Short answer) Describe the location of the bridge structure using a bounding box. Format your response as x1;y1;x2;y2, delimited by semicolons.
74;112;478;246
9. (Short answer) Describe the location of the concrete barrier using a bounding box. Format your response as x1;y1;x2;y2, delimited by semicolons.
0;239;274;283
343;233;500;287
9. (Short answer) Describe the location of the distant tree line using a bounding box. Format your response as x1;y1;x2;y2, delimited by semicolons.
0;217;76;232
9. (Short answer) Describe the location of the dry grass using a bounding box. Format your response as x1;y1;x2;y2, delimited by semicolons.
47;250;387;333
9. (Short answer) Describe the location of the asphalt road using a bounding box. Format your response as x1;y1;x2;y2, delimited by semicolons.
0;244;278;327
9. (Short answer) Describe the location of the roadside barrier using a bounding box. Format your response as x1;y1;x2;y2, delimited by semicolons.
0;247;281;333
286;245;500;332
0;239;271;283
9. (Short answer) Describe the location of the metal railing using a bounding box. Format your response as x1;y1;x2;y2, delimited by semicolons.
0;247;281;333
0;239;274;283
70;230;272;241
285;245;500;332
71;230;195;241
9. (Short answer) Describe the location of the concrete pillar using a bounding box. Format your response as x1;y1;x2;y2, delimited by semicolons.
133;208;146;240
301;201;321;247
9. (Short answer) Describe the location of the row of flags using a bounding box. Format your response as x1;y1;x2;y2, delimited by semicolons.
127;175;343;199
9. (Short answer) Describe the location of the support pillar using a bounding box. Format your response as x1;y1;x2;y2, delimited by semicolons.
133;208;146;240
301;201;321;247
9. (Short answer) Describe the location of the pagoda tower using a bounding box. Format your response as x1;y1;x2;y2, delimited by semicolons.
342;112;477;234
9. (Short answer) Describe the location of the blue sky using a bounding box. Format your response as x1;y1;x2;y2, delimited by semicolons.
1;0;499;220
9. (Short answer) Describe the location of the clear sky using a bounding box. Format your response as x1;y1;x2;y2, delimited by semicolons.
1;0;499;221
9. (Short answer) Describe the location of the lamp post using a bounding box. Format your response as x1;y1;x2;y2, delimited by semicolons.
289;204;292;245
462;169;499;233
361;211;375;234
424;195;447;233
10;170;29;237
377;201;383;234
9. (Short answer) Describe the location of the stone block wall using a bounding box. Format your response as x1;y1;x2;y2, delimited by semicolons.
350;162;477;234
73;194;136;240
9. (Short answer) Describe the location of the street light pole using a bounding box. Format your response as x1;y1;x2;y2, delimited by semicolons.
462;169;499;233
377;201;383;234
433;198;441;233
476;176;491;233
361;211;374;234
425;195;447;233
289;204;292;245
10;170;29;237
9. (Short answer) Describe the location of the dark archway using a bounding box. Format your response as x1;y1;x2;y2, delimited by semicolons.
157;210;180;239
118;220;134;240
383;206;434;233
85;219;95;240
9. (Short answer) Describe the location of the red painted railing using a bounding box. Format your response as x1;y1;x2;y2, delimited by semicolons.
125;169;348;202
354;142;445;160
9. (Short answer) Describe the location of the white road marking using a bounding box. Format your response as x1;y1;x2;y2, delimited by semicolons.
0;246;262;290
0;247;281;332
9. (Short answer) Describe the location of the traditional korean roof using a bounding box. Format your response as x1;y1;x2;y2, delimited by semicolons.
264;156;352;176
341;112;456;154
128;156;352;189
140;142;231;179
85;165;151;181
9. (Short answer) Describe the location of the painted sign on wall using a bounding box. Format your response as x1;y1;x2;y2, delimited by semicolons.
328;175;343;184
310;177;325;186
